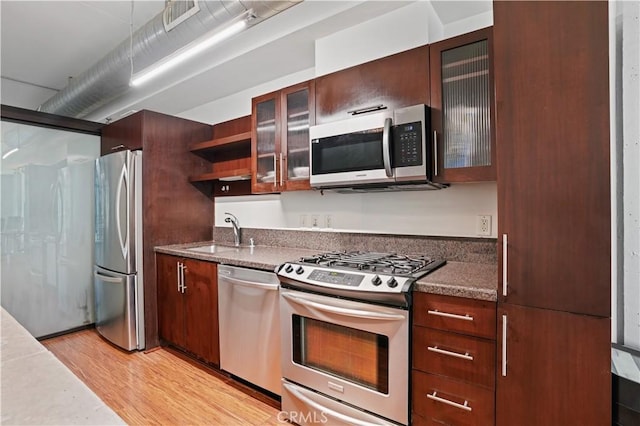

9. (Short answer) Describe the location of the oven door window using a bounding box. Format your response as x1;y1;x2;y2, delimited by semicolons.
311;128;384;175
292;315;389;394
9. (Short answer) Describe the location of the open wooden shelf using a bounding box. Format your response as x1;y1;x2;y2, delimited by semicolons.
190;131;251;155
189;167;252;183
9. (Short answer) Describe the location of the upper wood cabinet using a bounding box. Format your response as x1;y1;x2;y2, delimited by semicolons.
495;2;610;317
315;46;429;125
430;27;496;183
188;115;252;196
251;80;315;193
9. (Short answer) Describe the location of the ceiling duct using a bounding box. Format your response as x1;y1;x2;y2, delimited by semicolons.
38;0;300;119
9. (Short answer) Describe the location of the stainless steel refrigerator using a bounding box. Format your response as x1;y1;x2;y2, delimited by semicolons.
94;150;145;350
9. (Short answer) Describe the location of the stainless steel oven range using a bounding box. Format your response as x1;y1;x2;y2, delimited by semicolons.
277;251;445;426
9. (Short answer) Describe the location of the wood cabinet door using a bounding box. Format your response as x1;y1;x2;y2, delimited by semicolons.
496;304;610;425
280;81;314;191
100;111;143;156
494;1;610;316
430;27;496;183
156;254;184;348
315;46;429;125
251;91;281;194
182;259;219;366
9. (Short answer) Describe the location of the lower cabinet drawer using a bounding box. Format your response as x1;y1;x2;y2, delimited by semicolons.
413;326;495;389
412;370;495;426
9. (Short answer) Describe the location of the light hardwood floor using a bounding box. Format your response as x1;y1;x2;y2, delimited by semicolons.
42;329;282;425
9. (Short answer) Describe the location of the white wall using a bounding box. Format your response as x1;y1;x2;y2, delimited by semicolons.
184;1;497;239
215;183;497;238
178;68;315;124
621;0;640;350
315;1;431;76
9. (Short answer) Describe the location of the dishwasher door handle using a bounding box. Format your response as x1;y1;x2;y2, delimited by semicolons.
219;275;279;291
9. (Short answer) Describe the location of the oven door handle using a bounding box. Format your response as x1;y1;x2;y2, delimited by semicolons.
281;292;405;321
283;382;390;426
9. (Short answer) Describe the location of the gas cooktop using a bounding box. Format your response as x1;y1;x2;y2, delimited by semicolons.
277;251;446;307
297;251;442;277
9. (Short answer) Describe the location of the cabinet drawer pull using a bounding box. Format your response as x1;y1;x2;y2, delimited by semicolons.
110;144;126;151
502;234;508;296
272;154;277;189
502;314;508;376
279;153;284;186
347;104;386;115
427;392;472;412
433;131;438;177
427;309;474;321
427;345;473;361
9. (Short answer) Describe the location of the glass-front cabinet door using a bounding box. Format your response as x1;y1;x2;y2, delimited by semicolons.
251;94;280;193
281;81;314;191
252;81;314;193
430;27;496;183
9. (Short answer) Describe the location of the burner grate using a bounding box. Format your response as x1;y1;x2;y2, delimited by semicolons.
299;251;436;276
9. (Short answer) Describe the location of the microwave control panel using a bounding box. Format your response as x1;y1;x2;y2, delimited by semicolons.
392;121;423;167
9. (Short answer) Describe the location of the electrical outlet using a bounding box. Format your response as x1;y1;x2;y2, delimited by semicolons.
325;214;333;229
311;215;320;228
299;214;307;228
476;215;492;236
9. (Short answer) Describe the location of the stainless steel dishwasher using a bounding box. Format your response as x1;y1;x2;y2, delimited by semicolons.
217;264;281;395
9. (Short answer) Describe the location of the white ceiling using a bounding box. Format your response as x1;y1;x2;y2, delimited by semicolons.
0;0;491;124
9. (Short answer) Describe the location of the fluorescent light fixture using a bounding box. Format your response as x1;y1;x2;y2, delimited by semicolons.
130;19;247;87
2;148;18;160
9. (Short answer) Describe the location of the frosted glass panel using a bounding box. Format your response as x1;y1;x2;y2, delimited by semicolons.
286;88;310;180
441;39;491;169
256;99;277;183
1;121;99;338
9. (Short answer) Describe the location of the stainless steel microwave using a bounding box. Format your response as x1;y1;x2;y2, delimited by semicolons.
309;104;433;189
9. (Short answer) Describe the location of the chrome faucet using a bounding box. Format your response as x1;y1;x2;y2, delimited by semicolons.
224;212;241;246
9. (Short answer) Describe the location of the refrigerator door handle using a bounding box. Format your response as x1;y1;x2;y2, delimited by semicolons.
115;163;129;260
95;269;124;284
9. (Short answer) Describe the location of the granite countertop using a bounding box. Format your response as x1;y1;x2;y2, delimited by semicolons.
154;241;320;271
414;261;498;301
156;242;498;301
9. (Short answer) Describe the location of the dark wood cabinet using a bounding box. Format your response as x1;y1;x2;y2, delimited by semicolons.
157;253;184;347
101;110;214;348
430;27;496;183
251;80;314;193
100;114;143;155
412;293;496;425
412;370;495;426
496;304;611;425
494;0;610;316
315;46;429;125
493;1;611;424
188;115;252;196
156;253;219;366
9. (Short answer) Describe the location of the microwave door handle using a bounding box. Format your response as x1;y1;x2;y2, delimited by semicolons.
382;117;393;178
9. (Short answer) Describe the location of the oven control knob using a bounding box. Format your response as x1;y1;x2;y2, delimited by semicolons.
371;275;382;286
285;264;294;273
295;266;305;275
387;277;398;288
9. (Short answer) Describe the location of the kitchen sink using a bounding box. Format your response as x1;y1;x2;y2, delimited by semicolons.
186;244;239;254
185;243;254;254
